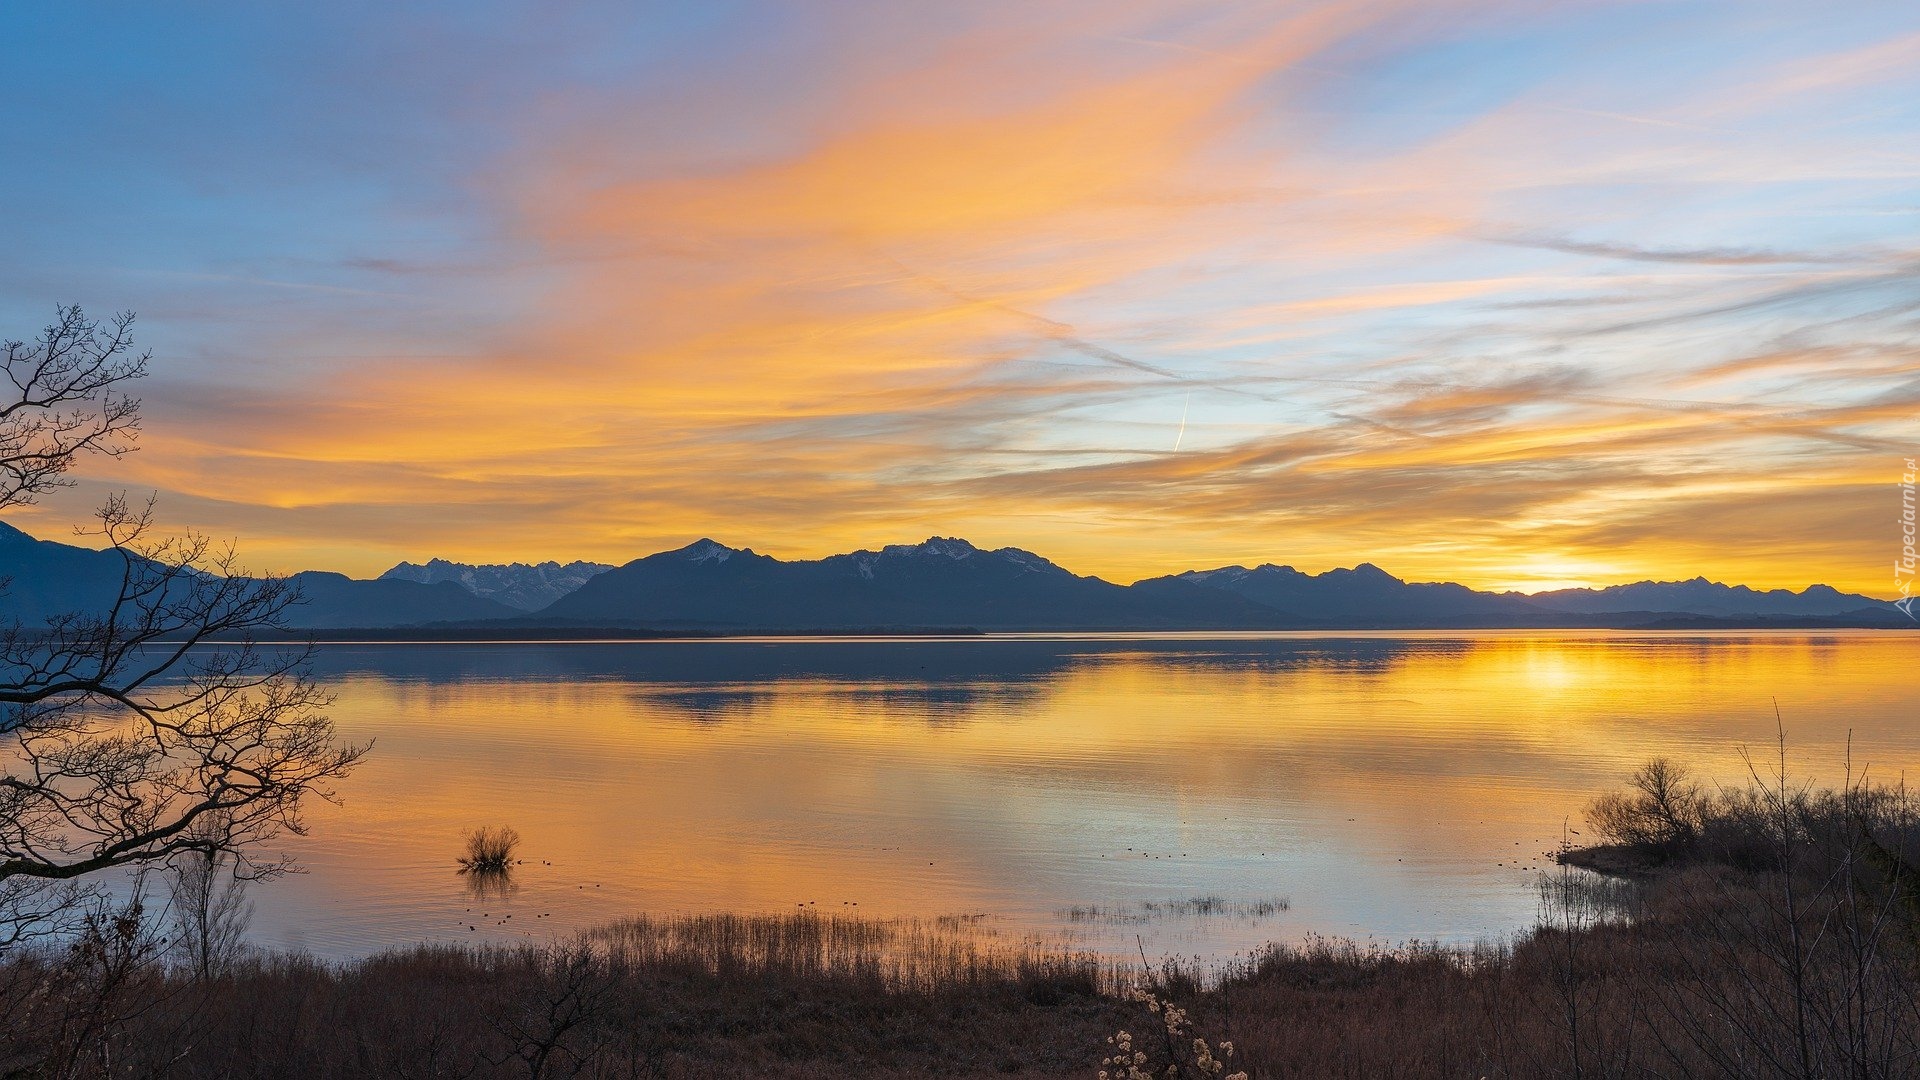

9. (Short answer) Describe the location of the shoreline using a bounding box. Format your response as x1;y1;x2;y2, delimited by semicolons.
135;620;1920;644
1555;842;1667;877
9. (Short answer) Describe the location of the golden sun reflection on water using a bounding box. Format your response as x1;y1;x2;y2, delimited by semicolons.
252;632;1920;961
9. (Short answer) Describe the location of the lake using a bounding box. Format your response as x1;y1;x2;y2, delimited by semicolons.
241;631;1920;963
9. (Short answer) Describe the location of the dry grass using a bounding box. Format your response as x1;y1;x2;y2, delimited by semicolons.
0;909;1127;1079
590;910;1127;996
4;864;1919;1079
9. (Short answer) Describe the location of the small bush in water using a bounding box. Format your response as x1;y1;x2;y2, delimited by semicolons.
457;826;521;873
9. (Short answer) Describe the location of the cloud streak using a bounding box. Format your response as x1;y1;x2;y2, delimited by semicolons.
1483;233;1867;266
3;1;1918;596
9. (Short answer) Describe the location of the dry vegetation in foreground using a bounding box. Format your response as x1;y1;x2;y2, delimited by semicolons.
3;750;1919;1079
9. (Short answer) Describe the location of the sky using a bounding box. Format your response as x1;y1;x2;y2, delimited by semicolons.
1;1;1917;595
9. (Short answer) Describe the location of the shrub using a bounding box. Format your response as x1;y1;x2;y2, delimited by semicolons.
457;826;521;873
1585;757;1703;852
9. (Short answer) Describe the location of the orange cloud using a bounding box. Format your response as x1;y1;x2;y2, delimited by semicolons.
20;0;1919;599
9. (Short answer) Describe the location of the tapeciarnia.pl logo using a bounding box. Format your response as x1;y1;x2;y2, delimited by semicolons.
1899;457;1917;620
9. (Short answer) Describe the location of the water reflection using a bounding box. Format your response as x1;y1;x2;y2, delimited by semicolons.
247;632;1920;961
461;868;518;904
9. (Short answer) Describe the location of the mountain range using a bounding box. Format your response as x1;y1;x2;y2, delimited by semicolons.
0;521;1907;632
0;521;524;629
378;558;613;611
536;538;1287;630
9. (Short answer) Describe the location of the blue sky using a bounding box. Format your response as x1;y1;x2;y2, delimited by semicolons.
2;1;1917;592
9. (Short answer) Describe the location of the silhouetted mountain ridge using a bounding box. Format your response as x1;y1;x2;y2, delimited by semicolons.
1512;577;1873;618
0;521;517;630
1156;562;1539;624
539;537;1295;630
0;521;1906;631
285;571;520;628
0;519;142;624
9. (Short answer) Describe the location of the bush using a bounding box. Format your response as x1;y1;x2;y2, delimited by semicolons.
457;826;521;873
1585;757;1703;852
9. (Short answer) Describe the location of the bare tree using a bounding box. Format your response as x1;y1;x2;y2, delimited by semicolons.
492;944;618;1080
0;305;364;944
166;811;253;981
1586;757;1703;853
1;305;145;509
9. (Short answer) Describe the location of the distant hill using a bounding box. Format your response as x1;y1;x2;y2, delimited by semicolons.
0;520;143;625
284;571;520;628
1514;578;1883;618
536;537;1906;630
0;521;519;630
379;558;612;611
1136;564;1903;628
2;520;1907;632
1142;562;1545;627
537;537;1296;630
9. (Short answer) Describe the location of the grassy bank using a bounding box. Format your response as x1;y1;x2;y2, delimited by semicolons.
5;757;1918;1079
1;910;1126;1079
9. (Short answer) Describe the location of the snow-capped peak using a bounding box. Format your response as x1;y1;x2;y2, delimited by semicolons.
683;539;737;564
881;537;979;560
996;547;1063;575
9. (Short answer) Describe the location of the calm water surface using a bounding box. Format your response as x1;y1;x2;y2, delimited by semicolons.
243;632;1919;962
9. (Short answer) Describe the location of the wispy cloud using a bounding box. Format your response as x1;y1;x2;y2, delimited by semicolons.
6;0;1919;595
1482;233;1866;266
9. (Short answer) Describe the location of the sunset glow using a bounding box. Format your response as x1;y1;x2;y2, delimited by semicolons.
3;3;1916;593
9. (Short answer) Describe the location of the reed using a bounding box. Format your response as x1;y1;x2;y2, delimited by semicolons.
589;909;1127;996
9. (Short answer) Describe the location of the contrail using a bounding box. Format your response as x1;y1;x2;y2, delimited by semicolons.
1173;393;1191;452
